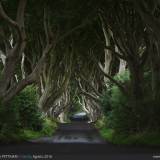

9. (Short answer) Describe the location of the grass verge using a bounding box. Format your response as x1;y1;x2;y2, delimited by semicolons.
95;119;160;146
0;118;57;144
99;128;160;146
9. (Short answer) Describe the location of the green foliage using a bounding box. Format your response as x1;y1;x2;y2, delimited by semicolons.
20;118;57;140
0;85;58;143
8;85;44;131
40;118;57;136
99;128;114;142
100;70;160;134
99;70;160;145
100;71;131;133
114;70;130;83
101;70;130;116
68;96;83;119
0;102;20;134
11;86;43;131
109;86;135;133
95;117;107;129
100;128;160;146
0;118;57;143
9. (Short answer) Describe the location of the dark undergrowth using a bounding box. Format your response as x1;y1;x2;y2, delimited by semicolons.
97;71;160;146
0;86;57;144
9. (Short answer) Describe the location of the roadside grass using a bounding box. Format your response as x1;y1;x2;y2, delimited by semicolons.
0;118;57;143
95;118;160;146
99;127;160;146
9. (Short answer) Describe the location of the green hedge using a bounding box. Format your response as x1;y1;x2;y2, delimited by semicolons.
0;85;57;143
100;70;160;134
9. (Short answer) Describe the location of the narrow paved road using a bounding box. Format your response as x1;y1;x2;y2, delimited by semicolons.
31;122;105;144
0;122;160;160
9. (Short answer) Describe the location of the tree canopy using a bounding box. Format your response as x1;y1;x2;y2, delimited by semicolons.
0;0;160;129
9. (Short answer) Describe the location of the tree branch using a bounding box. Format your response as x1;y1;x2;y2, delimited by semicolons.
105;45;126;60
98;62;128;95
76;78;100;103
79;74;102;97
0;2;22;41
3;73;35;103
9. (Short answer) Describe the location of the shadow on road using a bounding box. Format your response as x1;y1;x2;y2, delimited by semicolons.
0;122;159;160
31;122;106;144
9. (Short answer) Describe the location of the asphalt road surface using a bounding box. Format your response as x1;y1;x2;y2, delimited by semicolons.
0;122;160;160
